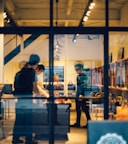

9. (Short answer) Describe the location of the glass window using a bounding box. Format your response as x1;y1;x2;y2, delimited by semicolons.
53;34;104;144
1;34;49;143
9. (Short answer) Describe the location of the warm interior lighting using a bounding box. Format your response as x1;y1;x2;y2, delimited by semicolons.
55;43;59;48
90;2;95;7
87;10;91;14
7;19;10;23
3;12;7;19
76;34;79;37
86;13;90;16
89;5;93;9
83;16;88;22
73;39;76;43
89;2;95;9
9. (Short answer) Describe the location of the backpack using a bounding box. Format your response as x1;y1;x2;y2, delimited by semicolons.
13;68;34;95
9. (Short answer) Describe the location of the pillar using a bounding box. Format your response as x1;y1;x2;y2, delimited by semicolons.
0;0;4;83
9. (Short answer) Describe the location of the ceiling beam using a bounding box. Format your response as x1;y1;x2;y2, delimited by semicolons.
15;19;120;27
66;0;74;16
65;21;69;26
5;0;16;16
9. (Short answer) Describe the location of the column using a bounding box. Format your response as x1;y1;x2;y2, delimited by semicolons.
0;0;4;83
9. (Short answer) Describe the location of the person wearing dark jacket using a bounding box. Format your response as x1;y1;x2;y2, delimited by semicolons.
12;54;40;144
70;63;91;128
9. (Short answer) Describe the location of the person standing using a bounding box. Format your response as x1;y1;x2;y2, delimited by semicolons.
12;54;40;144
34;64;49;103
71;63;91;128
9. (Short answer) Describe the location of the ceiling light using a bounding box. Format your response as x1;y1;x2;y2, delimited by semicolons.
7;19;10;23
89;5;93;9
89;2;95;9
90;2;95;7
83;16;88;22
86;13;90;16
3;12;7;19
87;10;91;15
76;34;79;37
55;43;59;48
72;37;77;43
55;48;58;52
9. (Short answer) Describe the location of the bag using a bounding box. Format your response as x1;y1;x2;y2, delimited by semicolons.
92;92;104;104
13;68;34;95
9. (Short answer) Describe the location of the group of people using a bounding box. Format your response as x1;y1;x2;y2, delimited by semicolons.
12;54;91;144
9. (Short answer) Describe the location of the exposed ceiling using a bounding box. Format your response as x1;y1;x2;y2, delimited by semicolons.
4;0;128;27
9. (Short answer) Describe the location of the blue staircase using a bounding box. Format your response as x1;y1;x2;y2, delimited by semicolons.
4;34;41;65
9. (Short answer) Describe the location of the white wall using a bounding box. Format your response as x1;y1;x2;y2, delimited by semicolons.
4;34;103;86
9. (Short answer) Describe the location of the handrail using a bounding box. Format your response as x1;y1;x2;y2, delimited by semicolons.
4;35;17;47
4;34;41;65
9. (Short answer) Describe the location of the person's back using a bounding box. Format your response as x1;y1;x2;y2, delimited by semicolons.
14;67;35;95
12;54;40;144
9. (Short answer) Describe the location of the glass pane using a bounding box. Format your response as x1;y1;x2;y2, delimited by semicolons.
1;34;49;144
109;0;128;27
4;0;50;27
109;32;128;121
53;34;104;144
55;0;106;27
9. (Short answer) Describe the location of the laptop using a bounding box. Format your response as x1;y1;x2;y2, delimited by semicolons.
88;120;128;144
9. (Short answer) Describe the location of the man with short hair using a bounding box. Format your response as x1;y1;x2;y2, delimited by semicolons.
70;63;91;128
34;64;49;103
12;54;40;144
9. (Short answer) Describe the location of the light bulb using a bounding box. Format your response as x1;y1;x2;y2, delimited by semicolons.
55;44;59;48
7;19;10;23
90;2;95;7
89;2;95;9
86;13;90;16
76;34;79;37
83;16;88;22
87;10;91;14
73;39;76;43
3;12;7;19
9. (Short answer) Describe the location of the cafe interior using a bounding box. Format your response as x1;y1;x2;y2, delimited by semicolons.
1;0;128;144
